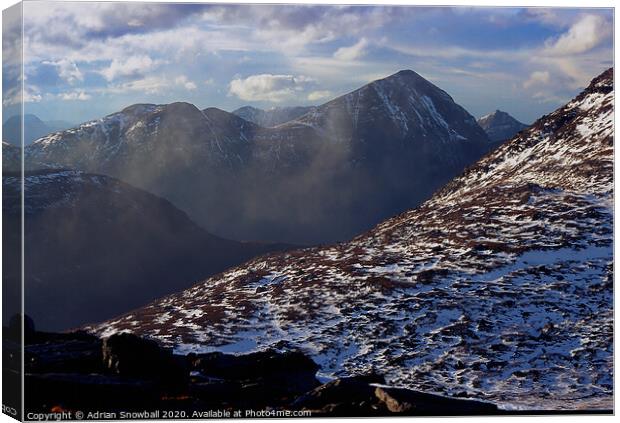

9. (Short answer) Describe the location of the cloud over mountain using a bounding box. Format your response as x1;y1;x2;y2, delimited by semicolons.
229;74;314;103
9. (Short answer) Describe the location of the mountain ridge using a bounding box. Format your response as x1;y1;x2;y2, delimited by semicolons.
232;105;316;127
25;69;493;244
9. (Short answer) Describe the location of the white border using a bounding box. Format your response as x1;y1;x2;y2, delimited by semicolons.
0;1;616;423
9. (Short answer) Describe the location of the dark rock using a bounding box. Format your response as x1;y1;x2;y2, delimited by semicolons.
25;373;160;413
291;375;387;416
26;338;103;374
190;349;318;381
374;386;499;415
20;328;505;415
190;379;245;405
102;333;161;376
102;333;186;386
293;374;498;417
6;314;36;342
190;349;321;407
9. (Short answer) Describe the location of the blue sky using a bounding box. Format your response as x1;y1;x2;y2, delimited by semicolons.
3;2;614;125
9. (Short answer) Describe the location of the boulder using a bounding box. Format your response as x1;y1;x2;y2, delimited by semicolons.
190;349;318;381
102;333;186;386
189;349;321;407
374;386;499;415
292;374;499;417
291;374;387;416
6;313;36;342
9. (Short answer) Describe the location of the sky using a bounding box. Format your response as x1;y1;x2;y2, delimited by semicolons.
2;1;614;125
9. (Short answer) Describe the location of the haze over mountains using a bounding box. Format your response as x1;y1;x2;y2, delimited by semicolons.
2;169;287;331
23;70;493;245
2;114;73;146
477;110;528;143
89;68;614;410
232;105;315;127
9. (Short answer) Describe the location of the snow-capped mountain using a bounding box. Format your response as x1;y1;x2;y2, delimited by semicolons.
26;103;259;172
87;68;614;410
25;70;491;244
232;105;315;127
477;110;528;143
2;169;286;331
290;70;488;151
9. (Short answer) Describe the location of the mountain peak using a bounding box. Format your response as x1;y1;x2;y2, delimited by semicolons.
581;67;613;97
375;69;428;87
477;109;528;143
394;69;421;77
165;101;201;114
120;103;159;114
292;67;486;148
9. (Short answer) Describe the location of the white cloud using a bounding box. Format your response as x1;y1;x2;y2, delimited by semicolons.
334;38;368;61
532;91;569;104
2;86;42;106
175;75;197;91
229;74;314;102
307;90;332;102
106;76;170;95
521;9;574;28
58;90;91;101
523;71;551;89
202;6;403;52
543;14;612;56
42;59;83;84
100;55;159;81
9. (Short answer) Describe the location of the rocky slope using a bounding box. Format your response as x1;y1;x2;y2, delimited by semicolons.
10;325;501;417
87;68;614;410
477;110;528;143
2;169;286;331
232;105;315;127
25;70;491;244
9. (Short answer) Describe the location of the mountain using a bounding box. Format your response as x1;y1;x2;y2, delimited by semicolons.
2;114;73;146
2;169;287;331
86;68;614;410
477;110;528;143
25;70;491;244
232;105;315;127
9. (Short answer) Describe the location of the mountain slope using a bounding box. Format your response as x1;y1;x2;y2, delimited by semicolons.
2;169;286;331
232;105;315;127
87;68;614;410
477;110;528;143
26;71;491;244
